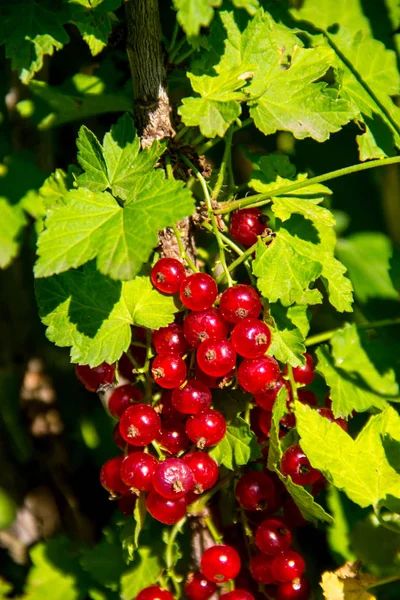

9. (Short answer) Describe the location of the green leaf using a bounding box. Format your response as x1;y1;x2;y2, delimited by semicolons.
0;198;27;269
76;128;109;192
295;402;400;508
119;494;147;561
232;0;259;14
0;579;13;597
38;168;72;210
351;512;400;576
266;303;310;368
35;263;179;367
326;486;357;563
120;546;163;600
172;0;221;37
209;416;261;470
80;529;125;591
67;0;121;56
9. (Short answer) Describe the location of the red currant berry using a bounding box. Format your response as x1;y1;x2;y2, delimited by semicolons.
281;445;321;486
152;458;194;499
297;389;318;407
108;384;143;419
316;407;348;431
180;273;218;311
184;572;217;600
249;553;275;584
271;551;306;583
113;423;127;450
255;517;292;555
151;354;187;389
186;410;226;448
235;471;277;511
283;496;307;528
158;420;190;455
136;585;174;600
238;357;280;395
255;379;292;411
120;452;158;493
201;545;241;583
220;285;262;324
100;456;129;496
276;576;310;600
183;308;229;347
146;490;187;524
152;323;189;356
230;208;267;247
155;390;185;422
220;591;255;600
117;494;136;516
151;258;186;294
118;346;146;381
119;404;161;446
75;362;115;392
182;451;219;493
258;410;292;439
280;412;296;435
231;318;271;359
195;364;235;389
172;380;212;415
292;354;314;385
196;338;236;377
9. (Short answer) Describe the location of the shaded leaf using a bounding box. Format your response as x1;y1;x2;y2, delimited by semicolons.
210;416;261;470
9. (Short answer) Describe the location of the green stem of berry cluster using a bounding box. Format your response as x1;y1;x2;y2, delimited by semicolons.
197;118;253;155
287;366;299;403
204;514;224;543
305;316;400;347
211;126;234;203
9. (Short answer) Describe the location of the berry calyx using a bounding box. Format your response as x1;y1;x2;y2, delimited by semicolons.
182;451;219;493
184;572;217;600
270;551;306;583
152;458;195;499
183;308;229;347
292;354;314;386
180;273;218;311
75;362;115;392
119;404;161;446
186;409;226;448
231;318;271;359
220;591;255;600
238;356;280;394
280;444;322;486
230;208;267;247
158;420;190;455
146;490;187;524
151;354;187;389
172;379;212;415
219;285;262;324
249;553;275;584
201;545;241;583
151;258;186;294
100;456;129;496
235;471;277;511
196;338;236;377
136;585;174;600
275;576;311;600
108;384;143;419
255;517;292;555
120;452;158;493
152;323;189;356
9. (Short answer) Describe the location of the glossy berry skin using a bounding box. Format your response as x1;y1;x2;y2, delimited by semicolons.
184;572;217;600
196;338;236;377
146;490;187;524
235;471;276;512
120;452;158;492
152;458;194;499
136;585;174;600
317;407;348;431
180;273;218;311
231;318;271;359
249;553;275;584
156;390;185;422
297;389;318;407
75;362;115;392
151;258;186;294
270;551;306;583
238;356;280;395
201;545;241;583
230;208;267;247
276;576;311;600
108;384;143;419
119;404;161;446
183;308;229;347
255;518;292;556
113;423;127;450
292;353;314;385
182;451;219;493
195;364;235;390
255;379;292;411
172;379;212;415
151;354;187;389
281;444;321;486
220;591;255;600
186;409;226;448
152;323;189;356
219;285;262;324
100;456;129;496
158;420;190;455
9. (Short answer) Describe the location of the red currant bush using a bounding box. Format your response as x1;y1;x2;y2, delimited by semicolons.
186;409;226;448
152;457;194;499
75;362;115;392
201;545;241;583
136;586;174;600
152;323;189;355
146;490;187;524
230;208;267;247
235;471;277;511
180;273;218;311
196;338;236;377
151;354;187;389
183;308;229;347
120;452;158;492
108;384;143;419
219;285;262;324
184;572;217;600
255;517;292;555
238;356;280;394
151;258;186;294
119;404;161;446
281;445;322;486
172;379;212;414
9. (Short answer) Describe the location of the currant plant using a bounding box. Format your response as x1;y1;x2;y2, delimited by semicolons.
1;1;400;600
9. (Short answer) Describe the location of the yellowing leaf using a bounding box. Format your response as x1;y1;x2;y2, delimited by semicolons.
321;561;377;600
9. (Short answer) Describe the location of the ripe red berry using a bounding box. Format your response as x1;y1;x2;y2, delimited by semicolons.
249;553;275;584
182;451;219;493
196;338;236;377
152;323;189;356
151;258;186;294
136;585;174;600
231;318;271;359
195;364;235;389
230;208;267;247
113;423;127;450
235;471;277;511
201;545;241;583
292;354;314;385
146;490;187;524
183;308;229;347
158;420;190;455
220;591;255;600
270;551;306;583
255;517;292;555
238;356;280;394
117;494;136;516
108;384;143;419
316;407;348;431
255;379;292;411
186;409;226;448
75;362;115;392
297;389;318;407
276;576;311;600
119;404;161;446
151;354;187;389
281;444;321;486
172;379;212;415
120;452;158;493
184;572;217;600
155;390;185;422
180;273;218;311
219;285;262;324
152;458;194;499
100;456;130;496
